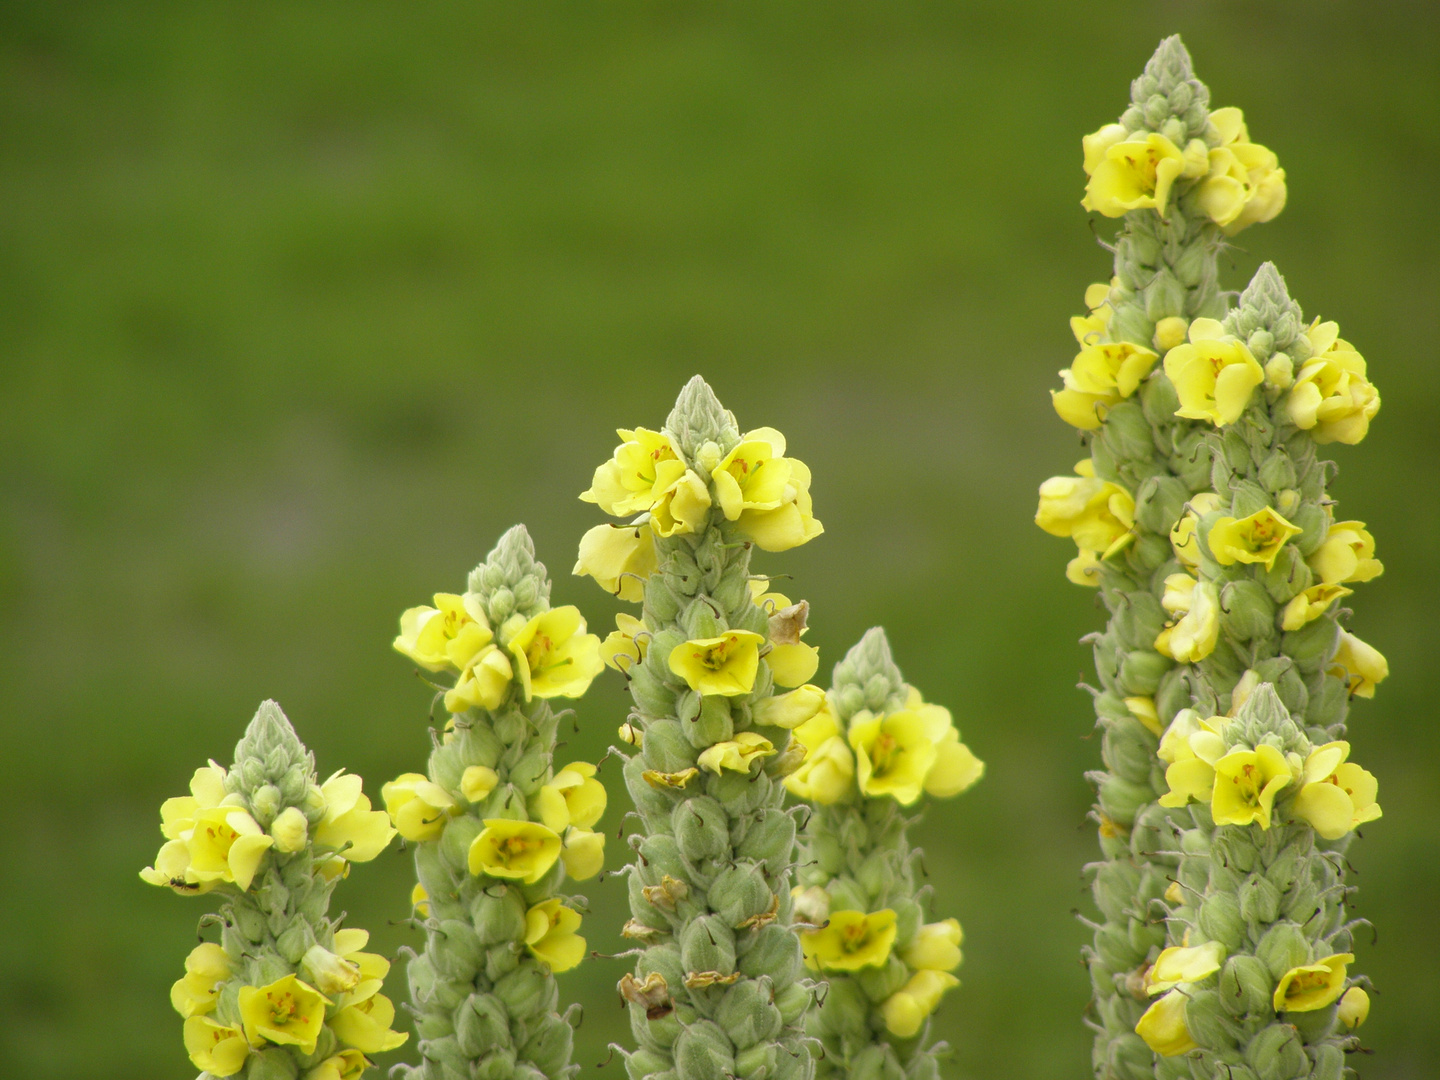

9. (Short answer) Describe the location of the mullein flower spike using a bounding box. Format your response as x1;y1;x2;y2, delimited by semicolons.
141;701;406;1079
386;525;605;1080
1036;36;1386;1080
789;628;982;1080
577;376;823;1080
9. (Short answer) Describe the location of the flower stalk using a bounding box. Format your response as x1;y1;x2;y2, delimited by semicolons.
1037;34;1386;1080
788;628;983;1080
141;700;405;1079
385;524;606;1080
576;375;824;1080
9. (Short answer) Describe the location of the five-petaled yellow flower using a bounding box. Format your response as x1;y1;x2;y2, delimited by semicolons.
1146;941;1225;994
170;943;231;1018
1082;131;1186;218
469;819;563;883
1308;521;1383;586
1211;744;1292;829
785;705;855;804
1195;107;1287;235
849;709;938;806
1207;506;1303;570
801;909;898;972
524;899;587;973
1052;341;1159;430
667;630;765;697
182;1016;249;1076
581;427;687;518
382;773;458;842
697;731;777;774
1163;318;1265;426
1273;954;1353;1013
394;593;491;673
1291;741;1381;840
532;761;607;832
238;974;329;1054
1170;493;1225;568
1154;573;1220;664
306;1050;369;1080
508;606;603;701
314;771;396;863
1286;321;1379;444
1035;462;1135;559
329;980;409;1054
574;522;658;602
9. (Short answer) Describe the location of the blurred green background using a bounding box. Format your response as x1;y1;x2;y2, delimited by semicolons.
2;3;1435;1078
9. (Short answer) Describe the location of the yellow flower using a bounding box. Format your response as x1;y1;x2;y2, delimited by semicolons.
394;593;491;673
524;899;587;973
1155;574;1219;663
382;773;459;842
1157;711;1231;809
903;919;963;972
1170;493;1225;568
1307;521;1383;585
849;709;938;806
735;452;824;552
461;765;499;803
1329;630;1388;698
1338;986;1370;1030
1211;744;1292;829
309;928;390;995
767;641;820;688
880;970;960;1038
1146;941;1225;994
697;731;777;775
1082;133;1186;218
711;428;795;520
305;1050;369;1080
1069;281;1115;348
561;827;606;881
532;762;607;831
1280;584;1353;632
1135;989;1197;1057
268;806;309;853
184;806;275;892
801;909;898;972
667;630;766;697
508;606;603;701
315;772;395;863
1124;696;1162;737
1065;548;1103;586
410;882;430;918
785;735;854;804
158;764;229;839
1196;108;1287;235
444;644;514;713
1207;507;1303;570
182;1016;250;1077
651;468;714;537
753;684;828;729
1291;741;1381;840
469;819;562;883
1286;322;1379;444
170;943;230;1018
902;688;984;798
1052;341;1159;430
1081;123;1128;176
329;981;409;1054
574;522;658;602
580;427;687;517
1273;954;1353;1013
1163;318;1265;425
1154;316;1189;353
238;975;329;1053
600;612;649;673
1035;470;1135;557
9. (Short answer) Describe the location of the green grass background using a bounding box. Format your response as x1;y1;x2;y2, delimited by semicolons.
1;3;1435;1078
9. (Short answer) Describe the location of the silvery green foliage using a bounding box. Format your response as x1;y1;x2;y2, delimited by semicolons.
617;377;815;1080
398;527;582;1080
1154;687;1359;1080
1184;266;1351;738
215;702;382;1079
796;629;948;1080
1079;39;1229;1080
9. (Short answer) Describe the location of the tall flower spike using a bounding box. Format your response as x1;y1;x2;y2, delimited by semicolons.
1042;36;1383;1080
141;701;405;1079
1144;686;1376;1080
386;525;605;1080
790;629;982;1079
579;377;822;1080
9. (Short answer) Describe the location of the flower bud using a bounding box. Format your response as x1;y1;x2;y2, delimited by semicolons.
710;864;776;928
643;719;700;773
1244;1021;1308;1080
686;695;735;749
1220;578;1275;641
269;806;310;853
493;959;557;1021
438;814;483;876
734;1042;777;1079
675;1020;736;1080
520;1013;574;1076
1197;892;1245;951
1255;922;1312;981
456;992;513;1058
734;809;796;877
1098;774;1155;829
681;915;737;975
673;797;731;862
716;979;783;1049
1219;954;1273;1017
738;923;802;985
1119;648;1172;696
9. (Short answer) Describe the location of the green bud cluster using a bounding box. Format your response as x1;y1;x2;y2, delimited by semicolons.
144;700;405;1079
394;526;598;1080
795;629;970;1080
607;378;816;1080
1153;686;1365;1080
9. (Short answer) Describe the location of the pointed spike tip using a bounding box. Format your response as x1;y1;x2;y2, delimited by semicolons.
665;375;737;456
1148;35;1194;83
